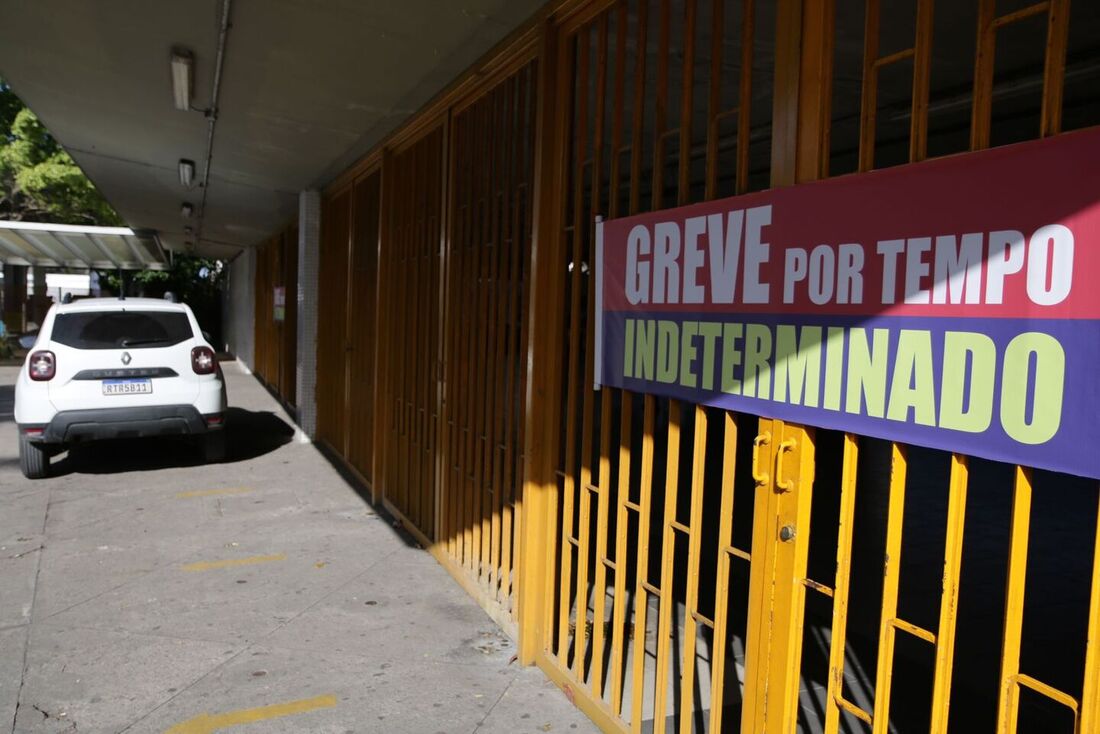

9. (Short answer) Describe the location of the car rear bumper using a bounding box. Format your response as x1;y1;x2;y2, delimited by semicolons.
21;405;224;444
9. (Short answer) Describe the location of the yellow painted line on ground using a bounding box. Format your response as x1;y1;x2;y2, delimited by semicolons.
181;554;286;572
175;487;253;499
164;694;338;734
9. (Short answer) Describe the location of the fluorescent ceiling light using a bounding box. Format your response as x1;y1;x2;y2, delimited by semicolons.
178;159;195;188
171;48;194;111
181;202;194;219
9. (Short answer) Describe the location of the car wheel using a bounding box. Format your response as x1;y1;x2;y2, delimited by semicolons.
19;432;50;479
203;431;226;464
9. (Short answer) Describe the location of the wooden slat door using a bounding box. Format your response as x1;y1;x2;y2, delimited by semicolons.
347;171;380;482
377;126;444;540
279;225;298;404
316;188;350;452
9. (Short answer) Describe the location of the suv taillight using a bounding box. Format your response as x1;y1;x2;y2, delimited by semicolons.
28;351;55;381
191;346;216;375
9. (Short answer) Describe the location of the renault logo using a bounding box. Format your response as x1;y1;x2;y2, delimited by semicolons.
121;351;132;365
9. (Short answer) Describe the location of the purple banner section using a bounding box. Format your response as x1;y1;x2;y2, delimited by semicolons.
600;312;1100;479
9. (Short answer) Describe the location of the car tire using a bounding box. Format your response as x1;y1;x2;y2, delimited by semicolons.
203;431;226;464
19;432;50;479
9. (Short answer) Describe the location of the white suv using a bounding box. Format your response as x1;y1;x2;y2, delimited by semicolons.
14;297;227;479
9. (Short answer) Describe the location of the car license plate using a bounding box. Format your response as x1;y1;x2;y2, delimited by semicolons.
102;379;152;395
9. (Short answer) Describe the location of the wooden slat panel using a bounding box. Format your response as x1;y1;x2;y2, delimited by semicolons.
379;127;444;538
316;189;350;451
269;234;284;392
253;226;297;406
347;172;380;481
280;225;299;404
252;238;272;384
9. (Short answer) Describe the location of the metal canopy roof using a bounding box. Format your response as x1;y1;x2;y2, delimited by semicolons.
0;221;166;270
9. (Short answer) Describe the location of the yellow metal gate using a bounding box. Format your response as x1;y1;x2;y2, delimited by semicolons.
527;2;783;728
519;1;1100;732
303;1;1100;731
438;58;539;631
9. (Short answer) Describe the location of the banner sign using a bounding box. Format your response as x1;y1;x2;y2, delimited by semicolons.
595;127;1100;479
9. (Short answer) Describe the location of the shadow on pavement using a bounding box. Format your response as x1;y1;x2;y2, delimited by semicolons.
312;440;422;550
49;407;294;476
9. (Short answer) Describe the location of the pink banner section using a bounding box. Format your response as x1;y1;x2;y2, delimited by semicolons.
595;128;1100;479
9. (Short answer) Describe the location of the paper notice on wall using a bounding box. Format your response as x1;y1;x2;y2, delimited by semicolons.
274;286;286;322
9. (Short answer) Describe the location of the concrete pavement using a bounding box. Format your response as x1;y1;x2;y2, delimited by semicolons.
0;362;595;734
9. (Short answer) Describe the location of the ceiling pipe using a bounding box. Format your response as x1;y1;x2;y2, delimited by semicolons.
196;0;233;247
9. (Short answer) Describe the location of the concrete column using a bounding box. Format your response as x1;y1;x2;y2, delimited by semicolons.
2;264;28;332
295;190;321;441
30;266;48;325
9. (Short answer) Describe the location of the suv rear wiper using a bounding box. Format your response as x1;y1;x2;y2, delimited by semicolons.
120;337;172;347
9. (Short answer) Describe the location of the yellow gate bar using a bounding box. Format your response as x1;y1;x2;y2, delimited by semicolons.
872;442;908;732
609;390;634;716
930;454;969;732
824;434;864;734
628;394;657;731
650;399;683;729
742;418;817;733
1080;490;1100;734
677;405;709;734
708;411;741;734
765;421;817;732
741;426;774;733
589;389;614;698
996;466;1033;732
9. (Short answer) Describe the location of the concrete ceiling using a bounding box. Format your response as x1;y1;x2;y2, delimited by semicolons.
0;0;548;259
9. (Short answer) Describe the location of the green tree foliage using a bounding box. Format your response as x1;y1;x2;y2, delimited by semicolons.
96;256;226;343
0;78;123;225
98;255;224;302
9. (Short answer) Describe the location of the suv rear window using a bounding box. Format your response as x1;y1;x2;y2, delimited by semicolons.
50;311;194;350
